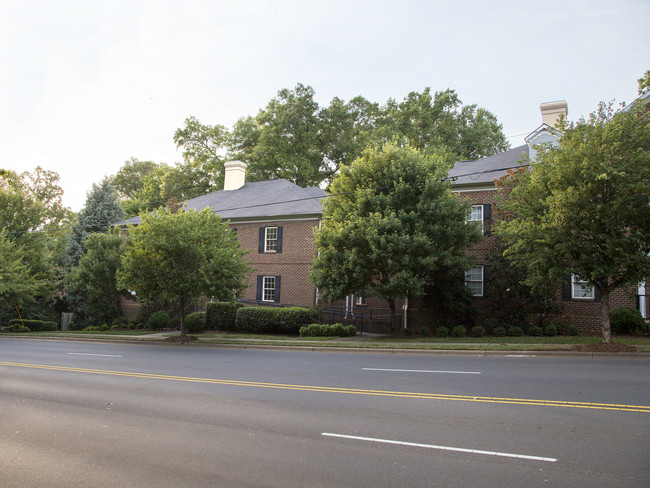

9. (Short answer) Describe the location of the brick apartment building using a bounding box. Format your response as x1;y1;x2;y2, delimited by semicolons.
120;100;648;331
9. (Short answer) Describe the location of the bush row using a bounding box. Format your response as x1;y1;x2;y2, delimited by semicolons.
235;307;319;335
416;323;580;338
7;319;57;331
299;323;357;337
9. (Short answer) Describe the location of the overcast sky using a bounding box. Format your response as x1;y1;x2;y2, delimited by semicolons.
1;0;648;210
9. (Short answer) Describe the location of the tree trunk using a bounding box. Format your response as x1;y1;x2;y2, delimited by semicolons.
179;299;187;337
600;287;611;344
387;298;396;332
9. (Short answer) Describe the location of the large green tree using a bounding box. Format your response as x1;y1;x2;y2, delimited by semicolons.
0;231;49;317
0;168;71;323
67;231;126;325
496;102;650;343
311;143;481;322
117;207;250;336
65;179;124;270
375;88;509;160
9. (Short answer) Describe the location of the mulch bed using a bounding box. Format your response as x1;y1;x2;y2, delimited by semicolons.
570;342;636;353
163;335;199;344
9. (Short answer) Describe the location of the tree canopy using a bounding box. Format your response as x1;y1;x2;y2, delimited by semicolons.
67;231;126;325
117;207;250;335
65;178;124;270
311;143;481;320
496;102;650;343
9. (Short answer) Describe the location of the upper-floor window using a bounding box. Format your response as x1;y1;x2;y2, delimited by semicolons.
572;274;594;300
355;294;367;306
265;227;278;252
467;205;484;234
259;226;283;253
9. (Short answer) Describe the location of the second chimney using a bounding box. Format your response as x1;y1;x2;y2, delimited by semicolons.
540;101;568;128
223;160;247;191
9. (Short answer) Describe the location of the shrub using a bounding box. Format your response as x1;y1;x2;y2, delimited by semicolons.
610;307;645;335
436;326;449;338
544;324;558;337
299;323;355;337
111;324;120;330
83;326;101;331
451;325;466;338
566;324;580;336
184;312;204;334
8;319;57;331
147;311;170;330
236;307;318;335
527;325;543;337
2;324;31;333
419;326;431;337
471;326;485;337
507;326;523;337
205;301;244;330
492;326;506;337
100;324;109;331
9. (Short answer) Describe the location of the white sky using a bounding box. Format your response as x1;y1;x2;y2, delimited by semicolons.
1;0;648;210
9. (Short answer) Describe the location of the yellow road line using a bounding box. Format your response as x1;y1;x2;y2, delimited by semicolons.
2;360;649;413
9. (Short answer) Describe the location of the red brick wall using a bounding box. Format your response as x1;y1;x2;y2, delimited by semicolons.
233;219;320;307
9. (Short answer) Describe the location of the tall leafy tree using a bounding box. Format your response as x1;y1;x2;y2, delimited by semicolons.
311;143;481;321
496;102;650;343
65;179;124;270
0;231;49;318
0;168;71;323
376;88;509;160
173;116;230;191
67;232;126;325
117;207;250;336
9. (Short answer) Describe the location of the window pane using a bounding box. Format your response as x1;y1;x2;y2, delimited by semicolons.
263;276;275;301
265;227;278;252
572;275;594;299
464;266;484;297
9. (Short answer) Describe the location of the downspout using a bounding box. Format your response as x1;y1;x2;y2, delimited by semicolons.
639;281;647;320
315;219;321;307
403;297;408;330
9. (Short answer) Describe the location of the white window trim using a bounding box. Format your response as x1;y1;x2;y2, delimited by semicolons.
571;274;595;300
355;294;367;306
262;276;276;302
465;265;484;297
264;227;278;253
467;205;484;234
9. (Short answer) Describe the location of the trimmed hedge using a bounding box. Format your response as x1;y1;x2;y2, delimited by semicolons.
610;307;645;335
147;311;170;330
2;324;31;332
185;312;204;333
205;301;244;330
8;319;57;331
235;307;318;334
299;323;356;337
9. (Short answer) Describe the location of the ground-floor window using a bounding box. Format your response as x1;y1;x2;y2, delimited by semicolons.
465;265;484;297
571;274;594;300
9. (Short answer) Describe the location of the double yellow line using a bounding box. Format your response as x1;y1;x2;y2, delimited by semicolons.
2;360;649;413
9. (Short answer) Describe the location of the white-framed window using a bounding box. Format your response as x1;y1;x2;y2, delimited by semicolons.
465;265;484;297
264;227;278;252
572;274;594;300
262;276;276;302
355;295;367;306
467;205;484;234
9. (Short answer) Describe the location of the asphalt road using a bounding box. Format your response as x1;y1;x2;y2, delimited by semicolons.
1;339;648;487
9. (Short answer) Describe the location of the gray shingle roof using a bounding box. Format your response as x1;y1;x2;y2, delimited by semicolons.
448;144;529;186
117;179;327;225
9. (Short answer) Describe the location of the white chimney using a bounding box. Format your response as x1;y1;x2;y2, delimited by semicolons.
223;160;247;191
540;101;568;128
